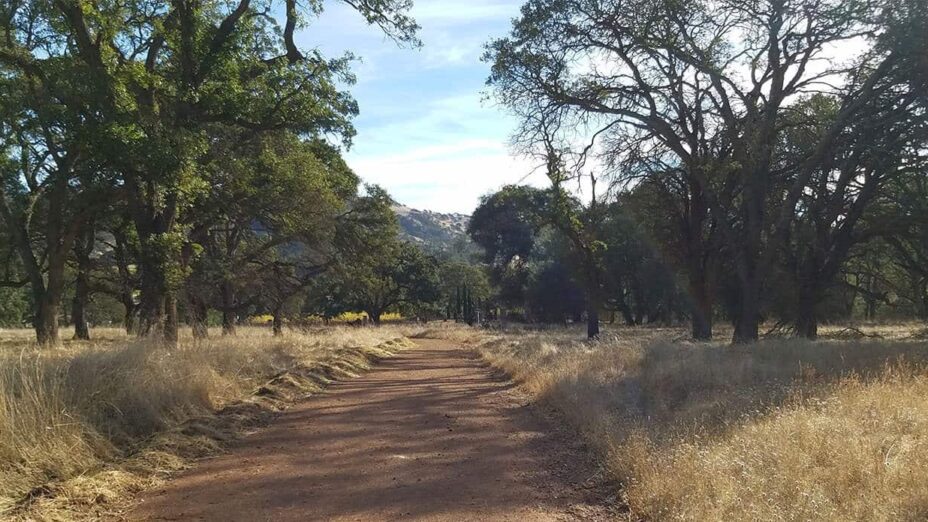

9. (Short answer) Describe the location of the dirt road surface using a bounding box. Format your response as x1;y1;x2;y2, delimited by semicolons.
131;339;615;521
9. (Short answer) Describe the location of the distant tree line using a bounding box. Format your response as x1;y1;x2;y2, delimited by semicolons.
476;0;927;342
0;0;454;346
468;185;681;338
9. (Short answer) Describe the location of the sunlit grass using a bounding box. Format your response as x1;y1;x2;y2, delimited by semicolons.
246;312;405;326
475;324;928;521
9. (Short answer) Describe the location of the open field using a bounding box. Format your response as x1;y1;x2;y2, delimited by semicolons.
0;326;416;520
460;323;928;521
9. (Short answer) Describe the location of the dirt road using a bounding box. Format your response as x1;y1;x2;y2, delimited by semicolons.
131;339;614;521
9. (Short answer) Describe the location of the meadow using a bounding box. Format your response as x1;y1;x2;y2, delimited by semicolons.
0;326;415;520
443;322;928;521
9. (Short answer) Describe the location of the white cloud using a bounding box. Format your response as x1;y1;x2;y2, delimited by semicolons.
351;92;513;154
348;143;544;213
342;88;552;213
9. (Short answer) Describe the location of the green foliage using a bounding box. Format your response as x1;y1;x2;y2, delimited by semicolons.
439;261;491;323
525;258;585;323
1;0;420;342
484;0;928;340
0;287;29;327
468;183;686;326
303;273;351;322
468;185;548;267
323;238;441;323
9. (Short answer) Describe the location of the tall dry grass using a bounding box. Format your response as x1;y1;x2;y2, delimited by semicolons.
477;326;928;521
0;326;415;520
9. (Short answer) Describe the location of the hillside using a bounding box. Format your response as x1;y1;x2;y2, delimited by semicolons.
392;204;476;258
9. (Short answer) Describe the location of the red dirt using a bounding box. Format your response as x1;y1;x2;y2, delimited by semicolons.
130;339;615;521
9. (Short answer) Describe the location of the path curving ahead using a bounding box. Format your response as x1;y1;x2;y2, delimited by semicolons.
131;339;613;521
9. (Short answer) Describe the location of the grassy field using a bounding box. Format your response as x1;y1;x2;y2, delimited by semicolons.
460;322;928;521
0;326;416;520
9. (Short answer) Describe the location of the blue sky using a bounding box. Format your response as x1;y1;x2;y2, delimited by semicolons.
304;1;541;214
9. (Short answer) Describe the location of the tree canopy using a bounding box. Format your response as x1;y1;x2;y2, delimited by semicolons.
0;0;422;345
484;0;928;342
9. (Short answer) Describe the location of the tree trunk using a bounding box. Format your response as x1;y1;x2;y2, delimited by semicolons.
919;281;928;320
72;277;90;340
272;306;283;336
586;295;600;339
618;303;635;326
662;293;674;326
691;308;712;341
795;274;820;340
34;256;67;347
2;185;66;347
684;179;713;340
34;295;60;347
688;270;713;341
164;293;179;347
128;177;178;343
864;273;878;320
222;309;236;335
733;196;762;344
137;266;166;339
368;310;382;326
795;310;818;340
733;273;761;344
221;281;237;335
72;224;94;341
188;292;209;339
123;302;137;335
865;297;877;321
632;284;646;325
113;224;137;335
729;142;768;345
137;256;179;346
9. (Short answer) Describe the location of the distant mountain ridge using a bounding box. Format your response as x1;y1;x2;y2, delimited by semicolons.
392;204;474;258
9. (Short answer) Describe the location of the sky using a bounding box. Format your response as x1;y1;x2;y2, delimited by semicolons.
304;1;542;214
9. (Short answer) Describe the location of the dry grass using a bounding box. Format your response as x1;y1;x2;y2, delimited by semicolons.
7;320;925;520
409;321;494;344
475;324;928;521
0;325;417;520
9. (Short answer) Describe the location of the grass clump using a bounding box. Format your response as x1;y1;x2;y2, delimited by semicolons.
477;325;928;521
